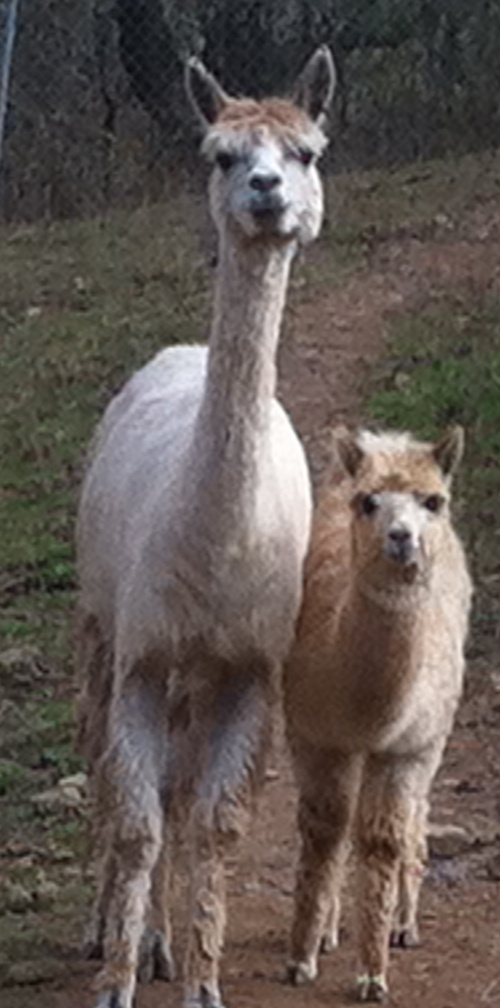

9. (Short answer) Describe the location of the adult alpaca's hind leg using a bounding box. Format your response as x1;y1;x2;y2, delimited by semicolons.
91;672;166;1008
183;669;276;1008
75;610;115;959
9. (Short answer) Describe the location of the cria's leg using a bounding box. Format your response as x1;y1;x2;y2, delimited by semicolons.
287;747;361;986
356;746;444;1003
91;676;165;1008
320;837;351;954
356;755;407;1004
390;812;426;950
137;834;175;983
183;671;274;1008
390;743;444;951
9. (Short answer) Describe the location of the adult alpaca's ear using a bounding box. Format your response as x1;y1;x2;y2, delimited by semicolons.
432;426;465;480
293;45;336;128
333;426;364;478
185;57;230;130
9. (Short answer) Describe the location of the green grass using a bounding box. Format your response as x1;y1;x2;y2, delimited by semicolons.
0;198;210;648
367;295;500;651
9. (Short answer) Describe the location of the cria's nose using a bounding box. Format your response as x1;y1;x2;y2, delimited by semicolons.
249;172;282;192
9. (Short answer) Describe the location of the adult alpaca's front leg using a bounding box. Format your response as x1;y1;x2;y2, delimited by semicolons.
137;834;175;983
92;681;164;1008
184;817;228;1008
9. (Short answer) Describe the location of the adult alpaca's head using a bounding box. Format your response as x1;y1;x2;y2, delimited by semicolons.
185;47;336;247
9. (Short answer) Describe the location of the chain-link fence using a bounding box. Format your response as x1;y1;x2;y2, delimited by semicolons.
1;0;500;223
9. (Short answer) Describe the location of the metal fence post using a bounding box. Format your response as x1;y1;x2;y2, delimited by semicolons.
0;0;20;170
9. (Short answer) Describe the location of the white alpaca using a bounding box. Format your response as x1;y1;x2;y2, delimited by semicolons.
76;48;336;1008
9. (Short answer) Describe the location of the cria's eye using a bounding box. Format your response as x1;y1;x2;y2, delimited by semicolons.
296;148;314;167
215;151;237;172
360;494;379;516
423;494;444;513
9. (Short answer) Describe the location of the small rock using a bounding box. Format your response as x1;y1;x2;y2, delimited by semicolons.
3;881;34;913
0;646;50;685
426;858;467;886
472;822;499;847
486;852;500;881
48;845;74;863
427;822;473;858
58;772;88;792
2;959;66;986
31;770;88;814
393;370;411;390
34;872;59;909
434;212;453;228
0;842;35;859
31;785;83;813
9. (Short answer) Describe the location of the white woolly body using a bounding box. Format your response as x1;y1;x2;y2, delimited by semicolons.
78;343;312;677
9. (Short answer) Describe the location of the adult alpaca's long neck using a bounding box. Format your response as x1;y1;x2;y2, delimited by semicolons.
194;230;295;496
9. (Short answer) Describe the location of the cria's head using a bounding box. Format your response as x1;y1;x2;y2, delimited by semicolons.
185;47;335;246
333;426;464;578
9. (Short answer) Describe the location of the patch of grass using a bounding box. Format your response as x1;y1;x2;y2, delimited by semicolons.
0;760;30;797
303;149;500;288
331;148;500;243
0;198;210;655
368;294;500;653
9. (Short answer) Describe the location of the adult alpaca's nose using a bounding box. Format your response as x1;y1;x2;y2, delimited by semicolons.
249;172;282;192
388;528;411;546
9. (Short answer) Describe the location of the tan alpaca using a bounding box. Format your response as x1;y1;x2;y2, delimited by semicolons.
76;48;336;1008
285;426;472;1003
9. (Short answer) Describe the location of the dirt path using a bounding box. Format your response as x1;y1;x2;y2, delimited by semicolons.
4;229;500;1008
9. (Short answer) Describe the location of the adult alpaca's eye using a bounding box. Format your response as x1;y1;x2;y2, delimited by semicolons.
297;148;314;167
424;494;444;513
215;151;237;172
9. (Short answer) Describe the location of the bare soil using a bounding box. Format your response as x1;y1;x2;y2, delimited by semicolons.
3;224;500;1007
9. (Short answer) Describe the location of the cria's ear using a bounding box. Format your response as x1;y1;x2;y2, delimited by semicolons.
333;426;364;478
432;426;464;479
185;57;230;130
293;45;336;128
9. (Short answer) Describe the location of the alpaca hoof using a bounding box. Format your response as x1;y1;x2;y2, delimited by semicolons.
84;939;104;960
137;926;175;983
321;925;346;954
94;991;136;1008
389;925;420;949
320;934;338;955
356;974;388;1003
184;983;225;1008
83;919;105;960
286;960;317;986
